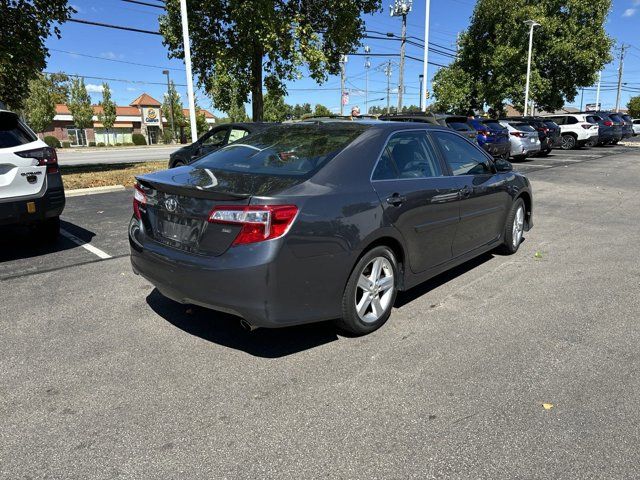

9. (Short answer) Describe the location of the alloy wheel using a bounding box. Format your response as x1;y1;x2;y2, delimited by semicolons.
512;206;524;248
355;257;395;323
561;135;575;150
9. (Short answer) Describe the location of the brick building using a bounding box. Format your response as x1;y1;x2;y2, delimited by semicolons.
44;93;215;146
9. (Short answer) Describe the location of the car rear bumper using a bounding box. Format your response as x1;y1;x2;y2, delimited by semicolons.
0;175;65;226
482;142;510;157
129;224;347;328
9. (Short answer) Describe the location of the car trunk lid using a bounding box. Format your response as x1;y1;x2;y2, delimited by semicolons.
136;166;302;255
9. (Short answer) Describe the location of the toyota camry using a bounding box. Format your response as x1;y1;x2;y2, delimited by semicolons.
129;121;533;335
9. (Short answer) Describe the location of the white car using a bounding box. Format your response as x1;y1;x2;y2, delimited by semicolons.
498;120;541;160
543;114;599;149
0;110;65;240
633;119;640;136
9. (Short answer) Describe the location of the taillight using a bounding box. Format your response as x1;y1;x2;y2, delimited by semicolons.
538;127;549;133
133;183;147;219
603;120;613;127
581;124;594;130
209;205;298;246
478;129;489;137
15;147;59;174
510;131;525;137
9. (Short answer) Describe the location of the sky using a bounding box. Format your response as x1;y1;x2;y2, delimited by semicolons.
44;0;640;116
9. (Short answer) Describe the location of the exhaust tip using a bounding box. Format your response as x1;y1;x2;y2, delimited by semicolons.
239;319;258;332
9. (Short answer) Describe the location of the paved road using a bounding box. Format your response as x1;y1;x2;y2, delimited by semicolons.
57;145;180;166
1;146;640;478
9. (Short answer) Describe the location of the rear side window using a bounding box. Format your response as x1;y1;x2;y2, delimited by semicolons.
566;117;579;125
372;131;443;180
512;123;536;132
194;124;367;176
432;131;492;176
586;116;600;123
228;128;249;142
543;121;559;129
621;115;632;123
0;112;37;148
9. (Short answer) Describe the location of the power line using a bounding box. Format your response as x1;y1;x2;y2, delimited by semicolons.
349;52;448;68
121;0;165;8
68;18;161;35
44;71;187;87
49;48;182;71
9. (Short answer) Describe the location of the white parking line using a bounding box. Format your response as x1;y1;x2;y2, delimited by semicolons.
515;164;554;168
60;229;112;260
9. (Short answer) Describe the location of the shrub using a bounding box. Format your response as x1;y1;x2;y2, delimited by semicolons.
96;142;105;147
115;142;123;146
43;136;61;148
124;142;134;146
88;141;96;147
132;133;146;145
61;141;71;148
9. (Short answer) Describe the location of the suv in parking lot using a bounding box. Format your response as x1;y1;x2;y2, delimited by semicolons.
583;112;621;145
378;113;478;144
633;119;640;136
0;110;65;240
498;119;541;160
619;114;634;139
543;114;599;149
502;116;561;155
466;117;511;159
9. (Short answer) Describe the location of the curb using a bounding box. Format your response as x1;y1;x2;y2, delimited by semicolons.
65;185;127;197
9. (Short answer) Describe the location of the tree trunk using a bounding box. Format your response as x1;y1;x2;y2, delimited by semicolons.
251;43;264;121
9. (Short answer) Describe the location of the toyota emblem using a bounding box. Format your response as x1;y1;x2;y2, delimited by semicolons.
164;197;178;212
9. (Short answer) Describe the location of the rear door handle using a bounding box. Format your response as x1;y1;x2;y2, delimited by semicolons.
386;193;406;207
459;185;472;198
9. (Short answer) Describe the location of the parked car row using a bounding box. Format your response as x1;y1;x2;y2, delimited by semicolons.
544;111;636;148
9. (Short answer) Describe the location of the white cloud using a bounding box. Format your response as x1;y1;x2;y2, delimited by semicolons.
623;8;636;17
634;0;640;6
85;83;104;93
126;87;139;92
100;51;124;60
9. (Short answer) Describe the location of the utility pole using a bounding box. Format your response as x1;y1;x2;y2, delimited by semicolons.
364;46;371;114
418;74;424;111
162;70;176;142
595;70;602;111
422;0;431;112
179;0;198;143
615;44;626;113
340;54;347;116
391;0;412;112
523;19;540;117
580;87;584;111
385;60;392;114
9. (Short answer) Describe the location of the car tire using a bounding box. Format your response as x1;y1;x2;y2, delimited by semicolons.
172;160;185;168
539;148;550;157
337;246;399;336
497;198;525;255
561;134;577;150
512;154;526;162
36;216;60;243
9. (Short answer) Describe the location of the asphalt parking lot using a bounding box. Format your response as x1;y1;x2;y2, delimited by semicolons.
2;141;640;478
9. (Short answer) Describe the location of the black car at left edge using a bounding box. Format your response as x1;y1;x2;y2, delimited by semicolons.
131;120;533;335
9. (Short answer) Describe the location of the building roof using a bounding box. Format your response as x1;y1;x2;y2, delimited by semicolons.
55;104;142;116
181;108;215;119
129;93;162;106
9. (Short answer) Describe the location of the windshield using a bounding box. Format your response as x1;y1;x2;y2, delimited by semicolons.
543;121;559;129
608;113;622;123
192;123;368;176
512;123;536;132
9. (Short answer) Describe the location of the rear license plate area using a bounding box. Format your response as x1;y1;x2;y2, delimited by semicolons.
156;214;203;250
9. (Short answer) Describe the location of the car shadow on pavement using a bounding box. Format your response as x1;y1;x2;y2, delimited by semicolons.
395;252;494;308
146;289;339;358
0;220;96;263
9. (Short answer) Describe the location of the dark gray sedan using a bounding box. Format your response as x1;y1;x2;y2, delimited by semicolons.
130;121;533;335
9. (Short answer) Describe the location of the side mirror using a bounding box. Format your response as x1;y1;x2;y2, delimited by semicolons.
494;158;513;172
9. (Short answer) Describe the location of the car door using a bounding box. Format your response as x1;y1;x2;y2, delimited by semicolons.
370;130;460;274
431;130;511;257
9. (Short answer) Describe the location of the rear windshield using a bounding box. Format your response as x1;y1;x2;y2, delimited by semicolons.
482;121;505;131
193;124;368;176
0;112;37;148
511;123;536;132
447;121;473;131
543;121;559;129
608;113;622;122
586;116;600;123
621;115;632;122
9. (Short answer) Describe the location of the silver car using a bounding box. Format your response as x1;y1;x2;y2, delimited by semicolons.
499;120;541;160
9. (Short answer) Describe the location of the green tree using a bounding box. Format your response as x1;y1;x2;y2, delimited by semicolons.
263;93;293;122
434;0;613;114
97;83;117;145
313;104;332;116
162;80;186;141
292;103;312;119
159;0;381;121
225;88;249;122
185;101;210;140
1;1;74;109
23;74;56;135
67;77;93;145
47;72;70;104
432;64;475;114
627;96;640;118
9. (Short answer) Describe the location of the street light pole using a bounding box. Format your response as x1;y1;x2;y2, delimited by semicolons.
523;19;540;117
615;44;627;113
364;46;371;115
179;0;198;143
595;70;602;111
419;74;424;111
422;0;431;112
162;70;176;143
340;54;347;116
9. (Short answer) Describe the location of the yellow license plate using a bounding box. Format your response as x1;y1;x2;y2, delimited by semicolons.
27;202;36;214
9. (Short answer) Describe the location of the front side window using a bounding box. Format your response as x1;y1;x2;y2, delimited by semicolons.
194;123;368;177
372;130;443;180
202;128;227;146
228;128;249;143
432;131;492;176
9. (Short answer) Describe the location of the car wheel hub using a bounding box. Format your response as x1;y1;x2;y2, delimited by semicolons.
355;256;395;323
512;206;524;248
